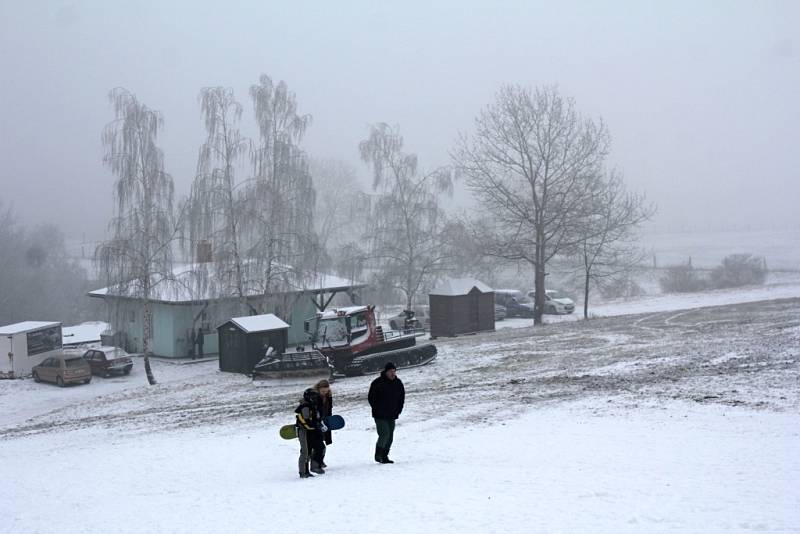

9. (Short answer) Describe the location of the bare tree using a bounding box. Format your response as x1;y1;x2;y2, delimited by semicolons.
309;158;372;280
572;171;653;318
185;87;252;314
359;123;453;309
0;201;96;326
246;74;320;306
95;88;177;385
441;214;504;286
0;200;22;315
454;85;609;324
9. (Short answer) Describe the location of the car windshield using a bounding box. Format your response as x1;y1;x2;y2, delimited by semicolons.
516;294;532;304
64;358;85;368
317;317;348;343
351;311;368;331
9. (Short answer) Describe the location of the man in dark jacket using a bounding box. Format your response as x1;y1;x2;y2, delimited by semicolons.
368;361;405;464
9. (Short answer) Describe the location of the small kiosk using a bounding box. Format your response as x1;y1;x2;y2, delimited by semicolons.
429;278;495;338
217;314;290;374
0;321;63;378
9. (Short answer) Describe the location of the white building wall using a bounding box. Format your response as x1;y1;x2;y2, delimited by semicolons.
1;326;63;377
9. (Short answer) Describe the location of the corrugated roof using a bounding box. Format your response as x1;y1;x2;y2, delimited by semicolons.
228;314;290;333
429;278;493;297
0;321;61;335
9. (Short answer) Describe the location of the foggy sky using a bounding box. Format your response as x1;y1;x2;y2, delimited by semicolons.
1;1;798;242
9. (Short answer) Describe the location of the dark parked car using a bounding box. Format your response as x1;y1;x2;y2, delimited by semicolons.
82;346;134;377
494;290;535;318
32;353;92;386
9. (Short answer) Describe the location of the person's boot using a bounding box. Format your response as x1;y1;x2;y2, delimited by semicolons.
310;461;325;475
374;446;383;463
380;447;394;464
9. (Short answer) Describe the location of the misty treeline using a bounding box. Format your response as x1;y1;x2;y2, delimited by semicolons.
0;199;102;326
86;78;658;347
659;254;768;293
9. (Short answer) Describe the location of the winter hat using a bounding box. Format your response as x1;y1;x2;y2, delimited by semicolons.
384;362;397;371
303;388;320;403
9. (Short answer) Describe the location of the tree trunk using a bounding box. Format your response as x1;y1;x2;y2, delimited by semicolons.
583;271;590;319
142;298;157;385
533;228;546;325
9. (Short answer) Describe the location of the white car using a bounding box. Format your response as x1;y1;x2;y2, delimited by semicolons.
388;307;431;331
526;289;575;315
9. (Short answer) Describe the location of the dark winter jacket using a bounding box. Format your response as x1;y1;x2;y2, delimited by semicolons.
368;371;405;420
318;392;333;445
295;390;323;431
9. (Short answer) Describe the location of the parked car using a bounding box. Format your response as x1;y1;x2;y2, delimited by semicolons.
388;307;431;331
494;304;507;321
82;346;134;377
494;290;535;318
526;289;576;314
32;353;92;386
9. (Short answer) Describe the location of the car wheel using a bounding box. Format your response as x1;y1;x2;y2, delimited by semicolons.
545;305;555;314
84;379;91;384
124;368;131;375
32;371;40;383
56;375;64;387
389;321;398;330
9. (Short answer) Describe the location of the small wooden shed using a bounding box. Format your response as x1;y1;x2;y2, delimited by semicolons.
217;314;290;374
428;278;495;338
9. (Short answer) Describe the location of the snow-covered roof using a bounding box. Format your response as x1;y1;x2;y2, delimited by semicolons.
0;321;61;335
317;306;368;319
89;262;366;304
228;314;290;333
429;278;493;297
62;322;110;346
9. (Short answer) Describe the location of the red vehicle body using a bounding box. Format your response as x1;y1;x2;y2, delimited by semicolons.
306;305;436;376
82;346;134;377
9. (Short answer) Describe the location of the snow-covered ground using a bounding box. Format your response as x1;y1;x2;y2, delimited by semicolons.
2;285;799;533
496;272;800;329
3;399;797;533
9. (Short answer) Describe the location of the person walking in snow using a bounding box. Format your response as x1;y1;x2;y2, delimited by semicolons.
312;379;333;468
295;387;327;478
368;362;405;464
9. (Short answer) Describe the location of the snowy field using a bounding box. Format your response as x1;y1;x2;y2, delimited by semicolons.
2;283;799;533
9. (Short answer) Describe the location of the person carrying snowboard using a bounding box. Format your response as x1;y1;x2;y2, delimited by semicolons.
312;379;333;468
367;362;405;464
295;387;327;478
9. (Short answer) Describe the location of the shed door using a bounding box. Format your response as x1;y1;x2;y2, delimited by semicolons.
469;290;481;332
220;326;246;372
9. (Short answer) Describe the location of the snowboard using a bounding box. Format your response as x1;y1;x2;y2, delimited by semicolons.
279;415;345;440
